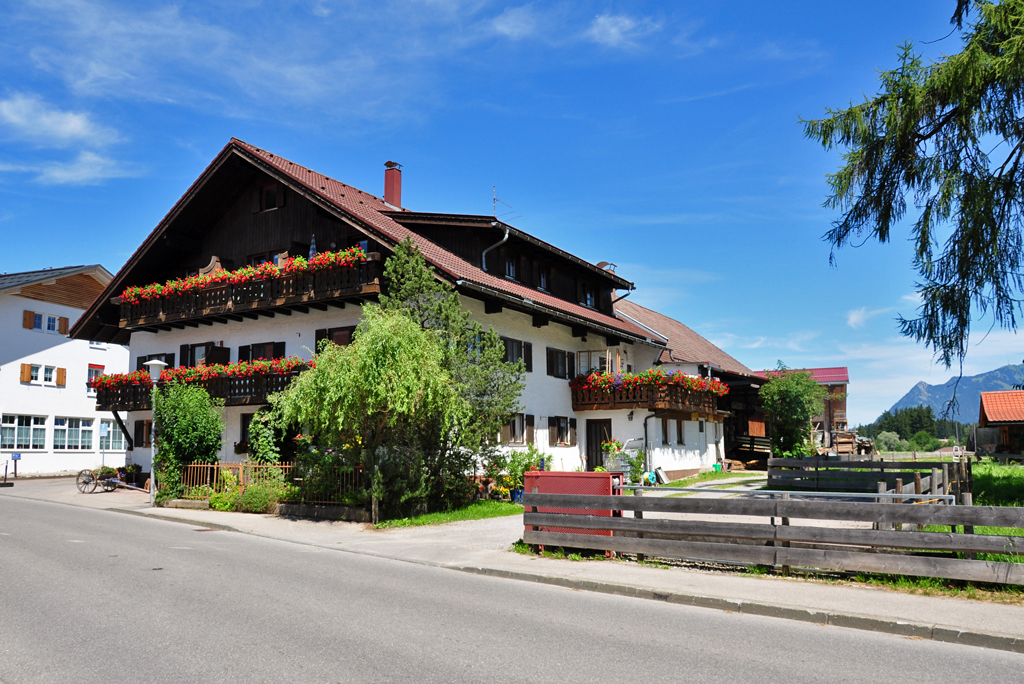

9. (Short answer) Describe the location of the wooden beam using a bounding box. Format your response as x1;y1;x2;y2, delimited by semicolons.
223;314;244;322
198;319;214;326
532;315;549;328
274;308;292;316
291;305;310;314
605;335;621;346
308;302;328;311
240;312;260;320
184;321;200;327
256;310;275;318
484;301;503;314
169;323;186;330
154;324;173;331
571;325;588;339
328;301;346;309
208;316;229;325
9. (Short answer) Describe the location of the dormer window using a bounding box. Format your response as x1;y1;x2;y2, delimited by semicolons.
536;264;550;291
504;253;517;281
261;184;278;211
579;281;597;308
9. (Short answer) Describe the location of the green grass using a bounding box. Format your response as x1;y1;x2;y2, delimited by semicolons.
664;471;759;488
374;500;522;529
973;461;1024;507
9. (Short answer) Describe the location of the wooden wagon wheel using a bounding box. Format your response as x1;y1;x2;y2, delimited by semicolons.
100;478;117;492
76;470;97;494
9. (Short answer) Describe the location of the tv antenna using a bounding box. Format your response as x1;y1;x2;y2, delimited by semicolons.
493;186;521;222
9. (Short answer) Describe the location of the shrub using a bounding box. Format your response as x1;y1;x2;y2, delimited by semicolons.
237;485;279;513
153;383;224;504
875;431;902;453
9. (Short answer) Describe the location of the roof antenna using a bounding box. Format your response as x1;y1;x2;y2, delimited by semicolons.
492;186;521;222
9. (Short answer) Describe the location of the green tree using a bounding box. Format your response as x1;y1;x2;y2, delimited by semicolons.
759;363;829;455
875;431;902;453
153;383;224;502
803;1;1024;384
380;237;525;456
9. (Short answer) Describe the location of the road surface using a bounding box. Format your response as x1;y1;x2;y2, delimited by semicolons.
0;494;1019;683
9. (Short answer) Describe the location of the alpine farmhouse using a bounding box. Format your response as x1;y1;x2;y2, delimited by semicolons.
71;139;764;479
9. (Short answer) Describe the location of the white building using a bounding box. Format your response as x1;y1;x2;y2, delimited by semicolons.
71;139;759;480
1;266;130;476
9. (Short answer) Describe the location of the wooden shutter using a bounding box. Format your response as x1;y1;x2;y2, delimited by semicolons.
548;416;557;446
566;352;575;378
58;317;69;334
20;363;32;382
180;344;190;367
523;343;532;372
273;341;286;359
136;356;147;371
500;422;511;444
315;329;327;352
569;418;577;447
22;310;34;329
163;353;175;369
546;348;554;376
238;345;251;363
56;368;66;386
276;184;286;208
134;420;145;449
525;414;534;444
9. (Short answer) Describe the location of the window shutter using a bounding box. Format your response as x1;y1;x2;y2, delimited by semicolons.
22;310;34;329
163;353;175;369
525;414;534;444
56;368;66;386
238;345;251;362
523;343;532;372
566;352;575;377
136;356;146;372
546;348;554;376
548;416;557;446
276;185;286;208
273;341;286;359
569;418;577;447
134;420;145;449
180;345;189;367
314;329;327;352
20;363;32;382
500;422;511;444
58;316;69;334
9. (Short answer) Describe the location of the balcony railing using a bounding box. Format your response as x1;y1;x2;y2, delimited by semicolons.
571;384;718;414
94;370;303;411
118;255;382;328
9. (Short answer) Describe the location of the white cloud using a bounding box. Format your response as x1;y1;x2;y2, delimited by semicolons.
0;93;119;147
492;5;537;40
0;151;136;185
846;306;894;329
585;13;661;48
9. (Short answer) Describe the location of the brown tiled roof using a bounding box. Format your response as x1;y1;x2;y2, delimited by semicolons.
613;299;755;377
233;140;653;341
979;390;1024;425
755;367;849;384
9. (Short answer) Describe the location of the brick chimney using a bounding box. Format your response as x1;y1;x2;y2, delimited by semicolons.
384;161;402;207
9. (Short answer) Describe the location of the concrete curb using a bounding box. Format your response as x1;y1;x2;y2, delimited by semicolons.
29;500;1024;655
451;565;1024;654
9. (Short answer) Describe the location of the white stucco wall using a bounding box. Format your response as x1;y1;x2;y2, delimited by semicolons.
1;293;130;476
121;294;724;473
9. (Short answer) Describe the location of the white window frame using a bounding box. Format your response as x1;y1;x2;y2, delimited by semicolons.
30;364;40;382
46;314;58;333
99;419;125;451
43;366;56;385
509;413;525;445
54;417;94;451
87;365;104;395
1;415;46;451
31;312;43;332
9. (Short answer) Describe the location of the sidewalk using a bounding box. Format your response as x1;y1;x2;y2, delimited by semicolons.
4;477;1023;653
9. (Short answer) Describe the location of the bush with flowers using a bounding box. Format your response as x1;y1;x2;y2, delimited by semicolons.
569;369;729;396
601;439;624;453
88;356;310;392
118;246;366;305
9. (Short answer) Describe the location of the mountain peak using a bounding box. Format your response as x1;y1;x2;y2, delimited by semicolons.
886;364;1024;422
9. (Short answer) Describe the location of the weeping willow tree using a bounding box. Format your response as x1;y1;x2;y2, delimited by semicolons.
803;1;1024;411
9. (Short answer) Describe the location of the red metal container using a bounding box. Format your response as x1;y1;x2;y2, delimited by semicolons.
523;471;624;538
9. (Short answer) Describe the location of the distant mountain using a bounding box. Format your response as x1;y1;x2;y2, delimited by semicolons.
887;364;1024;421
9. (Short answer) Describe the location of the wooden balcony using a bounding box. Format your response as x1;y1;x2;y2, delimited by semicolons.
95;370;303;412
571;385;718;414
117;255;382;329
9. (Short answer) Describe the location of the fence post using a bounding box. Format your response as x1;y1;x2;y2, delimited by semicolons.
874;481;888;531
913;473;922;531
962;492;975;559
780;492;791;576
942;464;950;501
894;479;903;531
634;488;644;563
931;468;939;498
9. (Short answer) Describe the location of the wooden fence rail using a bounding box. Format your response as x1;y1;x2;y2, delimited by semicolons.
522;492;1024;585
767;457;972;495
177;462;362;506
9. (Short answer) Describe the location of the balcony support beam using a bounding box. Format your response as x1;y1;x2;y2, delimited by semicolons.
532;315;549;328
327;301;346;309
241;312;260;320
308;302;328;311
224;314;244;322
291;305;310;314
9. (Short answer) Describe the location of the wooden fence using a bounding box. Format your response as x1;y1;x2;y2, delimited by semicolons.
767;457;972;496
178;462;362;505
522;492;1024;585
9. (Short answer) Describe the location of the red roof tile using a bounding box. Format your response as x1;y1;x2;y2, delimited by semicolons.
233;139;653;341
979;391;1024;424
613;299;755;377
754;367;849;384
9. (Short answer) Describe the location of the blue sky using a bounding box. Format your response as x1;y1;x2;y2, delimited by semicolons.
1;0;1020;424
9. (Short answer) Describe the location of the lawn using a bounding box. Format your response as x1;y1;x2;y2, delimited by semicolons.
374;500;522;529
664;471;761;488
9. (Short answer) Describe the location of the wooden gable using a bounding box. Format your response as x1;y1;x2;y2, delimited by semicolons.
14;272;108;310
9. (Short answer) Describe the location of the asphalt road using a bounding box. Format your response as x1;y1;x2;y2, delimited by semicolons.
0;495;1021;684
